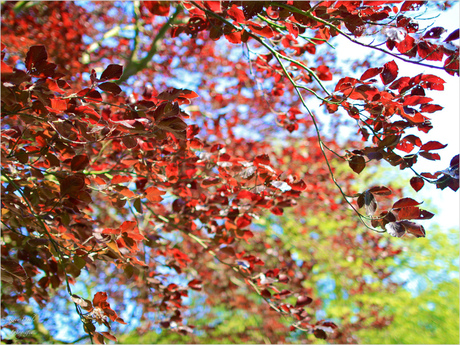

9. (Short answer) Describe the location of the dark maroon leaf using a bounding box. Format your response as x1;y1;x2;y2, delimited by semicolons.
349;155;366;174
25;45;47;71
410;176;424;192
444;28;459;42
71;154;90;171
400;220;425;237
1;258;28;281
295;295;312;307
100;64;123;81
98;82;122;95
261;289;272;298
423;27;445;39
419;151;441;161
313;329;327;339
122;136;138;149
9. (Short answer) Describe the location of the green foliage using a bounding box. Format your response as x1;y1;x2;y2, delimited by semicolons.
356;228;459;344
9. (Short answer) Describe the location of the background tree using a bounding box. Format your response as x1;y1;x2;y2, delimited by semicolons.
1;1;458;343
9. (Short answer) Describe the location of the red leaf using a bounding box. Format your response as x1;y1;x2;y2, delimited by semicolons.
157;88;199;101
92;291;108;308
25;45;48;71
419;210;434;219
71;154;90;171
360;67;383;81
236;214;252;228
270;207;284;215
100;64;123;81
444;54;459;76
380;60;398;85
285;22;299;38
248;23;274;38
420;104;443;113
368;186;392;195
315;65;333;81
112;175;131;184
120;221;137;233
204;1;222;12
227;5;245;23
419;151;441;161
403;95;433;106
50;99;68;111
392;197;421;209
410;176;424;192
225;31;242;44
254;154;270;166
389;76;410;91
145;186;165;203
98;82;122;95
289;179;306;191
397;134;422;153
188;279;203;291
397;34;416;55
444;28;459;42
349;155;366;174
400;220;425;237
417;42;443;61
398;206;421;220
77;89;102;101
420;141;447;151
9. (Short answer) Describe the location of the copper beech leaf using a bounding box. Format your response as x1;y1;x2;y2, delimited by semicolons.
71;154;89;171
400;220;426;237
349;155;366;174
295;295;312;307
1;259;28;281
444;28;459;42
419;141;447;151
360;67;383;81
385;221;406;237
100;64;123;81
380;60;398;85
392;197;422;209
368;186;392;195
98;82;122;95
398;206;421;220
25;45;47;71
410;176;424;191
145;186;165;203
